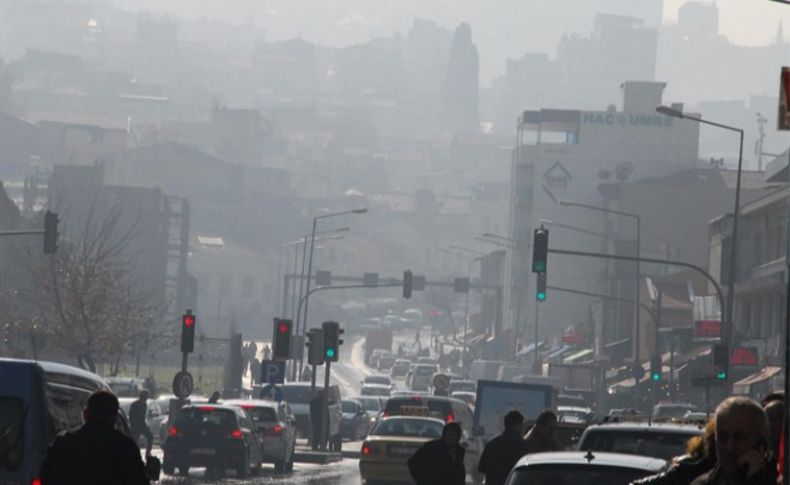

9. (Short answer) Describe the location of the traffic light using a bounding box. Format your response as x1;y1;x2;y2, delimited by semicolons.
532;226;549;273
43;210;58;254
713;343;729;380
272;318;293;360
306;328;325;366
536;272;547;302
322;321;344;362
181;310;196;353
650;356;661;382
403;270;413;299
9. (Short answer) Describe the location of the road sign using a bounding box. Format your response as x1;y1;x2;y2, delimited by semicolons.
172;371;194;399
260;360;286;384
260;384;284;402
433;374;451;391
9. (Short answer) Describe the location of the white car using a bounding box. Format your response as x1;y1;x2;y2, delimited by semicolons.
577;420;703;461
224;399;297;472
505;451;666;485
361;383;392;397
362;375;395;389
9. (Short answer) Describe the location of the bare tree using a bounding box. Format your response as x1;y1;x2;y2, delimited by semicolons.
20;204;165;373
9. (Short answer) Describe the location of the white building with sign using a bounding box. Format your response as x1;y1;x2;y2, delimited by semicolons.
505;81;700;362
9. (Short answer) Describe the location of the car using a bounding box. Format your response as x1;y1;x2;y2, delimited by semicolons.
577;419;704;461
0;358;139;485
652;401;697;420
361;383;393;397
352;395;386;428
369;349;387;367
279;382;343;449
505;451;666;485
105;377;146;398
417;357;438;365
342;399;373;440
382;395;482;481
359;416;447;484
377;353;397;370
162;404;264;478
362;374;395;389
558;406;594;424
406;364;438;391
119;397;166;445
450;391;476;407
558;393;589;409
447;380;476;394
683;411;709;421
390;390;429;398
224;399;297;472
390;359;412;378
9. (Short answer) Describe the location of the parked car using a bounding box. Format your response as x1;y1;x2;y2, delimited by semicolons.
505;451;666;485
390;359;412;378
162;404;264;478
342;399;372;440
119;397;166;444
359;416;446;484
577;419;703;461
224;399;297;473
105;377;146;398
279;382;343;450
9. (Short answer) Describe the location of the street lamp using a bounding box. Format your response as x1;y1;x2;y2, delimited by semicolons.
299;208;367;375
657;105;743;345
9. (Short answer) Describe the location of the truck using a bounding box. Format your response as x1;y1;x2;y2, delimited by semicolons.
547;363;595;391
473;379;557;442
364;327;393;364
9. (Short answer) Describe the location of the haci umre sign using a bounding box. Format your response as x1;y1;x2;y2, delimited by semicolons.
693;320;721;341
730;347;759;367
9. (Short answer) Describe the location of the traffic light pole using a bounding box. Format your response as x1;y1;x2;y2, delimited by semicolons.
321;359;331;451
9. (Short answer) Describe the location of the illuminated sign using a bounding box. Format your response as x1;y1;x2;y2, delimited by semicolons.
693;320;721;341
730;347;759;367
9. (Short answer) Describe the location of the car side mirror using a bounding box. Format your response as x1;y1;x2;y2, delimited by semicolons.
473;425;485;437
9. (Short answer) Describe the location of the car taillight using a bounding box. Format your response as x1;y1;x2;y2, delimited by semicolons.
382;411;389;418
32;479;42;485
167;426;179;437
199;406;215;411
231;428;243;439
361;442;377;455
273;424;283;434
262;425;284;436
446;413;455;423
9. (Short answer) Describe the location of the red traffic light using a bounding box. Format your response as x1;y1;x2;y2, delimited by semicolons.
183;315;195;327
278;323;290;333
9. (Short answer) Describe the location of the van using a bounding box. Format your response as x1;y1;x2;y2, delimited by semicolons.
0;358;128;485
278;382;343;449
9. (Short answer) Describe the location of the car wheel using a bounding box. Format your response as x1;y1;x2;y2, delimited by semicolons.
274;459;286;473
162;460;175;475
286;443;296;472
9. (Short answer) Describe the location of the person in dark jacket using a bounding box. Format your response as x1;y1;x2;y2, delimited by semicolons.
478;411;529;485
40;390;149;485
523;410;559;454
128;390;153;457
690;396;775;485
408;422;465;485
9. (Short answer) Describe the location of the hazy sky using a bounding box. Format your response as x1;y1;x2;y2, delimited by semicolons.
664;0;790;45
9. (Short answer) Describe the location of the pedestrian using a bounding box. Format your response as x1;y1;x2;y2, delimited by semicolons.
408;422;465;485
128;390;154;457
761;392;784;460
250;340;258;361
208;390;221;403
478;410;529;485
690;396;775;485
262;344;271;361
40;390;149;484
523;410;559;454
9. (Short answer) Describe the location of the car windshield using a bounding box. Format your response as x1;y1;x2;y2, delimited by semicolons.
342;401;359;413
241;406;277;423
280;386;312;404
366;376;390;385
0;397;25;471
175;407;238;437
507;464;654;485
581;430;697;461
372;418;443;438
355;398;381;412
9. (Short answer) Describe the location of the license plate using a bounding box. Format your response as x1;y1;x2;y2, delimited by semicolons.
388;445;418;456
400;406;429;416
190;448;216;456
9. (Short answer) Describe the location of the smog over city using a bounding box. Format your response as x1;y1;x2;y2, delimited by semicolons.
3;1;790;483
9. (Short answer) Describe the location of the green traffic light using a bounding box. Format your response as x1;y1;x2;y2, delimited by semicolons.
716;372;726;380
651;373;660;382
326;348;336;358
536;292;546;301
533;262;546;272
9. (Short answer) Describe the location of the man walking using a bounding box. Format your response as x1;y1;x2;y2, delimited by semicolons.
408;422;466;485
128;390;153;457
690;396;775;485
523;410;558;454
41;390;149;484
478;411;529;485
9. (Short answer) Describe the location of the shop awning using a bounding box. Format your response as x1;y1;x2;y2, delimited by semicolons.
547;345;572;360
562;348;594;365
733;366;782;395
516;342;543;357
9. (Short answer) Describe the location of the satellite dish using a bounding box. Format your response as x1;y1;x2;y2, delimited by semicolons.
615;162;634;182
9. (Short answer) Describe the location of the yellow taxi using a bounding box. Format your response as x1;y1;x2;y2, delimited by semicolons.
359;416;446;484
